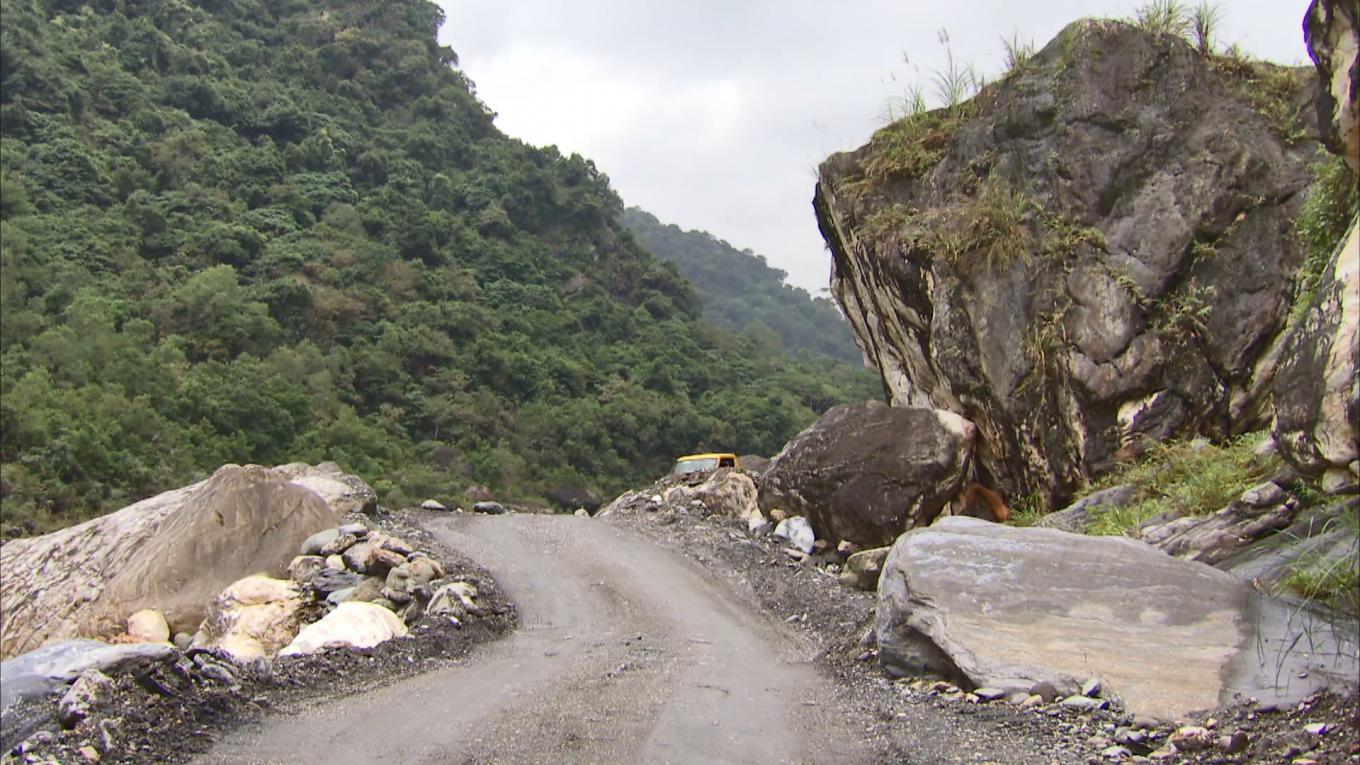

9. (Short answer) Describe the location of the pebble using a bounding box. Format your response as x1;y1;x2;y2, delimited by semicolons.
1169;725;1213;751
1081;677;1102;698
78;746;100;762
1219;731;1249;753
1303;722;1329;735
1100;745;1131;760
1029;680;1059;703
972;687;1008;702
1059;695;1108;712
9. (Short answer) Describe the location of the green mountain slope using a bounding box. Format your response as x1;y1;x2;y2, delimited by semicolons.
621;208;862;363
0;0;880;534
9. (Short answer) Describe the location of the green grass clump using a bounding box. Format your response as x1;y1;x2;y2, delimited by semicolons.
1291;156;1360;322
1281;509;1360;615
1086;431;1280;536
1132;0;1191;38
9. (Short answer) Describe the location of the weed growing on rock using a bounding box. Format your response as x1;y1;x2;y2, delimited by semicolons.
933;176;1036;274
1088;431;1280;535
1189;2;1222;56
1291;155;1360;322
1132;0;1191;38
1000;31;1037;75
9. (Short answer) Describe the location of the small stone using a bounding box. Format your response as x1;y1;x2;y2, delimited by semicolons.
173;632;193;650
769;508;789;523
1100;745;1131;760
1147;748;1175;761
58;670;112;728
836;540;860;558
473;501;506;515
1291;759;1319;765
782;547;809;562
811;538;831;553
1204;717;1218;730
325;554;346;571
126;609;170;643
1081;677;1103;698
79;745;101;762
1303;722;1329;735
1219;731;1249;753
574;508;590;518
338;522;368;537
1169;726;1214;751
287;555;327;585
1029;680;1059;703
379;535;415;556
320;533;358;557
1059;695;1109;712
1020;694;1045;707
930;681;958;694
973;687;1008;702
420;499;447;511
1006;692;1030;705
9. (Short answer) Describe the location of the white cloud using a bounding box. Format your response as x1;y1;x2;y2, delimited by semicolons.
440;0;1314;292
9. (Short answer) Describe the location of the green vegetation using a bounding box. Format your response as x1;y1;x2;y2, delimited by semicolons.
0;0;880;536
1189;2;1222;56
618;208;869;365
1281;512;1360;614
1085;432;1280;536
1000;32;1037;75
1132;0;1192;39
1291;156;1360;321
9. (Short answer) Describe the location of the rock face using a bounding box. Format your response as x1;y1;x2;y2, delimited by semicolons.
1274;0;1360;494
875;517;1359;719
815;20;1316;506
759;401;976;548
0;465;339;659
1305;0;1360;167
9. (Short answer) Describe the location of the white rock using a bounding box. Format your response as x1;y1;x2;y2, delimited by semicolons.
279;602;408;656
773;516;816;554
191;575;304;661
420;499;447;511
125;610;170;643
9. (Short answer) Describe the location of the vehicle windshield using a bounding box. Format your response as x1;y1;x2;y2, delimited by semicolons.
673;457;720;475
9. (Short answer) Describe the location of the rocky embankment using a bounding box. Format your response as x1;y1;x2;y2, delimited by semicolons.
0;466;513;765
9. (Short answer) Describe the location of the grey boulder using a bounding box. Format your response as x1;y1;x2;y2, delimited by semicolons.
875;517;1359;720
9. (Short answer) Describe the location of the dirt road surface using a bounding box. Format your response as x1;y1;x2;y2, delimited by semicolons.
195;514;879;764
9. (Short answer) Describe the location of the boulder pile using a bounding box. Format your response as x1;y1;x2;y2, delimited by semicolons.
193;520;484;661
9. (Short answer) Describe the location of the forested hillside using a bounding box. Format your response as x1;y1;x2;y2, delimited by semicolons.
621;208;862;363
0;0;880;535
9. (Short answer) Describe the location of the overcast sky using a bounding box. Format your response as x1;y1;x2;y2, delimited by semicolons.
437;1;1313;293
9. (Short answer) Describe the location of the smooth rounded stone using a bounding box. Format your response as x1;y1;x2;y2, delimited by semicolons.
574;508;590;518
1019;694;1045;708
1029;681;1059;703
972;687;1008;702
56;669;111;728
371;597;397;611
279;602;408;657
1219;731;1249;753
1239;481;1287;508
191;575;303;661
324;554;346;572
1099;745;1131;760
341;542;376;573
472;501;506;515
428;581;479;618
405;557;443;587
350;576;385;603
769;508;789;523
1081;677;1103;698
420;499;447;511
1006;692;1031;705
300;528;341;556
397;598;425;624
337;523;368;538
1059;695;1109;712
325;587;357;606
320;533;358;558
287;555;326;585
838;546;890;591
172;632;193;651
1303;722;1330;735
126;609;170;643
311;569;363;597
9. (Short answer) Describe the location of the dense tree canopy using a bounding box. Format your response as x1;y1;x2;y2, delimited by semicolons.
621;208;863;363
0;0;880;534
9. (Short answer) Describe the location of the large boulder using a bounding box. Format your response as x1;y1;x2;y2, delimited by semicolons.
278;601;408;657
272;462;379;515
759;401;976;548
1272;0;1360;494
815;20;1316;507
191;575;305;662
875;517;1359;719
0;465;339;659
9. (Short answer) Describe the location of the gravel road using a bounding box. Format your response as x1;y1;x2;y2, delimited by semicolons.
195;514;875;764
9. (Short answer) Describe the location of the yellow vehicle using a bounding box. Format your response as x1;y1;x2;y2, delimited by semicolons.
672;453;739;475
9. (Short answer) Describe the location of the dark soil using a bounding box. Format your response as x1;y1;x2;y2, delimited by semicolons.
601;478;1360;765
1;509;516;765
